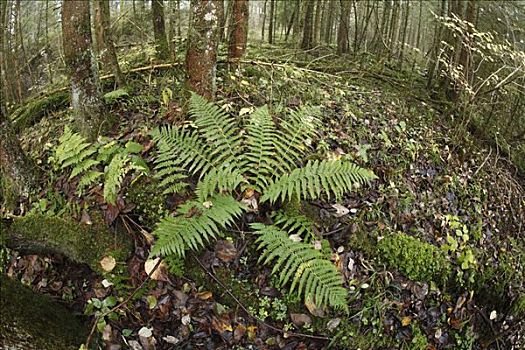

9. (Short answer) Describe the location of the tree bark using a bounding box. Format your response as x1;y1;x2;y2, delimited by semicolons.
186;0;220;100
268;0;275;44
94;0;125;87
337;0;352;54
228;0;249;59
300;0;316;49
62;0;106;141
152;0;170;60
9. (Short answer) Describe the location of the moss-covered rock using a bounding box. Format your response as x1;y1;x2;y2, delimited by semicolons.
10;91;69;131
0;274;88;349
2;212;132;273
377;233;450;284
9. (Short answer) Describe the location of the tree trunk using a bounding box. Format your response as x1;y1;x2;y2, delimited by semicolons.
186;0;220;100
228;0;249;59
261;0;267;41
398;0;410;68
0;275;88;350
152;0;170;60
313;0;322;46
94;0;125;87
300;0;315;50
268;0;275;44
62;0;106;141
337;0;351;54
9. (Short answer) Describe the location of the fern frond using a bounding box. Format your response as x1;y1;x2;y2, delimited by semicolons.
252;223;347;311
189;93;242;168
151;194;245;257
195;167;244;201
272;210;315;241
261;160;377;203
244;106;293;189
103;153;129;204
70;159;100;179
54;126;97;169
277;106;321;164
152;125;217;189
77;170;103;194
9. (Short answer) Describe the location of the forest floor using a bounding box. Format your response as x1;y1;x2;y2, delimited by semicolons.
3;44;524;349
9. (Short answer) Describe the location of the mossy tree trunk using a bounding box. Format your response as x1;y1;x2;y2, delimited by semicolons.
0;275;88;350
152;0;170;61
1;213;132;273
94;0;126;87
186;0;220;100
228;0;249;59
62;0;106;141
0;14;37;212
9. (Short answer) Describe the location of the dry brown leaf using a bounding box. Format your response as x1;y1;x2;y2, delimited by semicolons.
196;291;213;300
144;258;169;282
100;256;116;272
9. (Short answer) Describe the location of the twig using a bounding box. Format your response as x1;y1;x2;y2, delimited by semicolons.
84;258;162;348
191;253;330;342
473;147;492;178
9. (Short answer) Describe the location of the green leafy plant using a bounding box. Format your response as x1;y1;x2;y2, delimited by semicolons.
84;296;119;332
150;93;376;309
51;126;148;204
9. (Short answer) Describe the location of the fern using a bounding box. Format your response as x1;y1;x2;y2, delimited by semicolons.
195;167;245;202
253;223;348;311
151;194;246;257
53;128;148;203
189;93;243;168
272;210;315;241
261;160;377;203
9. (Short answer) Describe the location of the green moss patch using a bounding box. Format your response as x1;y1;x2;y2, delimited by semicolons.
377;233;450;284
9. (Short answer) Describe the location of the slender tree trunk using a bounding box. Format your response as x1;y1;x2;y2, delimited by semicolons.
217;0;226;43
268;0;274;44
284;1;297;42
62;0;106;141
261;0;267;41
324;0;335;44
94;0;125;86
427;0;446;89
398;0;409;68
186;0;220;100
300;0;315;49
337;0;351;54
313;0;322;46
152;0;169;60
228;0;249;59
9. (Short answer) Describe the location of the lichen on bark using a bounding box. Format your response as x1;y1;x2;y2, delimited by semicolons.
62;0;107;141
186;0;221;100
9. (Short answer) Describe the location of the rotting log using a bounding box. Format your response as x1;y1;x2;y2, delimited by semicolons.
0;274;88;350
1;212;132;273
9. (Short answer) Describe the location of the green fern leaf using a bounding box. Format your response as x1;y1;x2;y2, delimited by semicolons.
244;105;293;190
272;210;315;241
189;93;242;168
261;160;377;203
151;194;246;257
278;105;321;164
77;170;103;194
103;153;129;204
252;223;347;311
195;167;245;201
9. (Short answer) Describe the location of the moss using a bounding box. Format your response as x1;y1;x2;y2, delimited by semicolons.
377;233;450;285
126;178;169;227
184;257;260;311
4;212;132;273
11;91;69;131
0;275;88;349
329;319;394;349
511;294;525;317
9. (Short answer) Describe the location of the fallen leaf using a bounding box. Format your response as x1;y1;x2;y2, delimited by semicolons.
291;313;312;328
216;240;237;263
327;318;341;332
81;211;92;225
181;314;191;325
304;298;325;317
247;325;257;341
489;310;497;320
196;291;213;300
234;324;246;341
144;258;169;282
100;256;116;272
401;316;412;326
101;279;113;288
138;327;152;338
289;234;302;242
331;204;349;217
